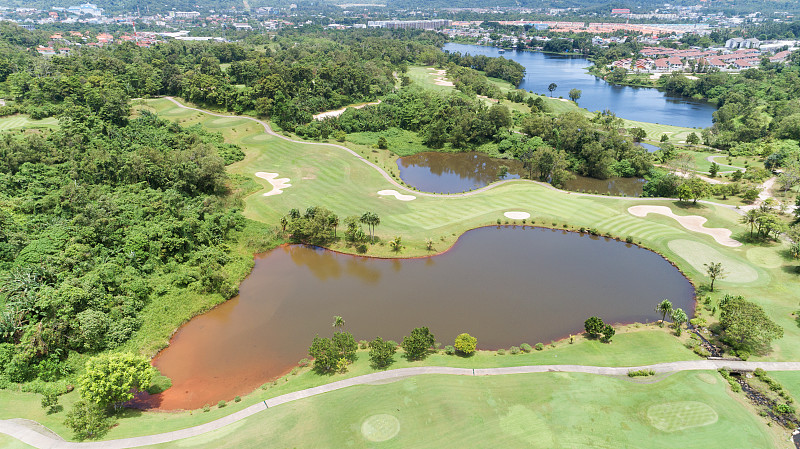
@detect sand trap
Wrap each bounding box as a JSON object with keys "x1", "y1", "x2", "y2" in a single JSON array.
[
  {"x1": 628, "y1": 205, "x2": 741, "y2": 247},
  {"x1": 313, "y1": 100, "x2": 381, "y2": 120},
  {"x1": 377, "y1": 190, "x2": 416, "y2": 201},
  {"x1": 504, "y1": 211, "x2": 530, "y2": 220},
  {"x1": 428, "y1": 68, "x2": 454, "y2": 86},
  {"x1": 255, "y1": 172, "x2": 292, "y2": 196}
]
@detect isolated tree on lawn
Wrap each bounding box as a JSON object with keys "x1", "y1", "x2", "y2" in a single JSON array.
[
  {"x1": 655, "y1": 299, "x2": 673, "y2": 327},
  {"x1": 600, "y1": 324, "x2": 615, "y2": 343},
  {"x1": 548, "y1": 83, "x2": 558, "y2": 97},
  {"x1": 704, "y1": 262, "x2": 726, "y2": 291}
]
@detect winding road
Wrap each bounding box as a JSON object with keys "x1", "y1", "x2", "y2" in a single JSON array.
[{"x1": 4, "y1": 360, "x2": 800, "y2": 448}]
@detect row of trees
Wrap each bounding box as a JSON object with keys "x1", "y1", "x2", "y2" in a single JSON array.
[
  {"x1": 308, "y1": 318, "x2": 478, "y2": 373},
  {"x1": 283, "y1": 207, "x2": 381, "y2": 246}
]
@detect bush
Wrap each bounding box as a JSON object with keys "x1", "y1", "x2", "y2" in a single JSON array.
[
  {"x1": 359, "y1": 340, "x2": 368, "y2": 349},
  {"x1": 218, "y1": 400, "x2": 227, "y2": 408},
  {"x1": 510, "y1": 346, "x2": 521, "y2": 355},
  {"x1": 234, "y1": 396, "x2": 241, "y2": 403},
  {"x1": 202, "y1": 404, "x2": 210, "y2": 412},
  {"x1": 627, "y1": 369, "x2": 655, "y2": 377},
  {"x1": 454, "y1": 333, "x2": 477, "y2": 355},
  {"x1": 520, "y1": 343, "x2": 532, "y2": 353},
  {"x1": 775, "y1": 403, "x2": 795, "y2": 415},
  {"x1": 535, "y1": 343, "x2": 544, "y2": 351},
  {"x1": 625, "y1": 236, "x2": 634, "y2": 244},
  {"x1": 444, "y1": 345, "x2": 455, "y2": 355},
  {"x1": 497, "y1": 349, "x2": 505, "y2": 355},
  {"x1": 298, "y1": 358, "x2": 310, "y2": 367}
]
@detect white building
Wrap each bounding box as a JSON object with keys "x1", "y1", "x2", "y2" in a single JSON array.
[{"x1": 66, "y1": 3, "x2": 103, "y2": 16}]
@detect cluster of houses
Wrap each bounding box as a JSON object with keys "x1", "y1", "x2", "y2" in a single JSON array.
[
  {"x1": 36, "y1": 30, "x2": 162, "y2": 55},
  {"x1": 610, "y1": 46, "x2": 794, "y2": 73}
]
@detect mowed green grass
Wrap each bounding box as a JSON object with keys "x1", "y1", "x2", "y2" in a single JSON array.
[
  {"x1": 0, "y1": 329, "x2": 698, "y2": 441},
  {"x1": 143, "y1": 371, "x2": 774, "y2": 449},
  {"x1": 143, "y1": 97, "x2": 800, "y2": 365},
  {"x1": 0, "y1": 114, "x2": 59, "y2": 131}
]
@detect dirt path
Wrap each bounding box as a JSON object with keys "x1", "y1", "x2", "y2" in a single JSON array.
[{"x1": 4, "y1": 360, "x2": 800, "y2": 449}]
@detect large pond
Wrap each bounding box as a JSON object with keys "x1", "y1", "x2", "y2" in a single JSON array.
[
  {"x1": 443, "y1": 43, "x2": 715, "y2": 128},
  {"x1": 397, "y1": 151, "x2": 645, "y2": 196},
  {"x1": 147, "y1": 227, "x2": 694, "y2": 409}
]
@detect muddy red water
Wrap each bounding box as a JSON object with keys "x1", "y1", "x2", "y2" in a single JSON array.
[{"x1": 145, "y1": 227, "x2": 694, "y2": 410}]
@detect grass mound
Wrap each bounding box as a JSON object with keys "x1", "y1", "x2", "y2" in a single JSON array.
[
  {"x1": 361, "y1": 414, "x2": 400, "y2": 442},
  {"x1": 647, "y1": 401, "x2": 718, "y2": 432}
]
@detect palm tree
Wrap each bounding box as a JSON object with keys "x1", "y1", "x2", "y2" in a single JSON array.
[
  {"x1": 671, "y1": 308, "x2": 688, "y2": 336},
  {"x1": 389, "y1": 236, "x2": 402, "y2": 252},
  {"x1": 360, "y1": 212, "x2": 380, "y2": 242},
  {"x1": 328, "y1": 215, "x2": 339, "y2": 238},
  {"x1": 332, "y1": 315, "x2": 345, "y2": 332},
  {"x1": 704, "y1": 262, "x2": 726, "y2": 291},
  {"x1": 655, "y1": 299, "x2": 673, "y2": 327},
  {"x1": 740, "y1": 209, "x2": 760, "y2": 237}
]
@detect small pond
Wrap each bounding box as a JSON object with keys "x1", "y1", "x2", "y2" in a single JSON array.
[
  {"x1": 397, "y1": 151, "x2": 645, "y2": 196},
  {"x1": 145, "y1": 227, "x2": 694, "y2": 410}
]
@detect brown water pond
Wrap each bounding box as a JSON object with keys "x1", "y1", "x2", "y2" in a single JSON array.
[
  {"x1": 396, "y1": 152, "x2": 645, "y2": 196},
  {"x1": 145, "y1": 227, "x2": 693, "y2": 410}
]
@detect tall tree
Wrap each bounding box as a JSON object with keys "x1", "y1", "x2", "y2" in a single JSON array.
[
  {"x1": 704, "y1": 262, "x2": 727, "y2": 291},
  {"x1": 741, "y1": 209, "x2": 760, "y2": 237},
  {"x1": 568, "y1": 88, "x2": 581, "y2": 103},
  {"x1": 548, "y1": 83, "x2": 558, "y2": 97},
  {"x1": 655, "y1": 299, "x2": 673, "y2": 327},
  {"x1": 332, "y1": 315, "x2": 345, "y2": 331},
  {"x1": 671, "y1": 308, "x2": 688, "y2": 336}
]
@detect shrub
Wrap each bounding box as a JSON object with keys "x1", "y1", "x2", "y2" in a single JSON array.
[
  {"x1": 627, "y1": 369, "x2": 655, "y2": 377},
  {"x1": 520, "y1": 343, "x2": 532, "y2": 353},
  {"x1": 510, "y1": 346, "x2": 521, "y2": 355},
  {"x1": 497, "y1": 349, "x2": 506, "y2": 355},
  {"x1": 444, "y1": 345, "x2": 455, "y2": 355},
  {"x1": 218, "y1": 400, "x2": 227, "y2": 408},
  {"x1": 693, "y1": 346, "x2": 710, "y2": 357},
  {"x1": 202, "y1": 404, "x2": 210, "y2": 412},
  {"x1": 454, "y1": 333, "x2": 477, "y2": 355},
  {"x1": 234, "y1": 396, "x2": 241, "y2": 403},
  {"x1": 535, "y1": 343, "x2": 544, "y2": 351},
  {"x1": 298, "y1": 358, "x2": 310, "y2": 367},
  {"x1": 359, "y1": 340, "x2": 368, "y2": 349},
  {"x1": 775, "y1": 404, "x2": 795, "y2": 415},
  {"x1": 625, "y1": 236, "x2": 634, "y2": 243}
]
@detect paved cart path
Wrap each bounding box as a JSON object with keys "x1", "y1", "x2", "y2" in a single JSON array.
[{"x1": 4, "y1": 360, "x2": 800, "y2": 449}]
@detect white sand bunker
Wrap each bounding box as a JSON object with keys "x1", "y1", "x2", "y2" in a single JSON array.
[
  {"x1": 378, "y1": 190, "x2": 416, "y2": 201},
  {"x1": 504, "y1": 211, "x2": 530, "y2": 220},
  {"x1": 628, "y1": 205, "x2": 741, "y2": 247},
  {"x1": 255, "y1": 172, "x2": 292, "y2": 196},
  {"x1": 428, "y1": 68, "x2": 454, "y2": 86}
]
